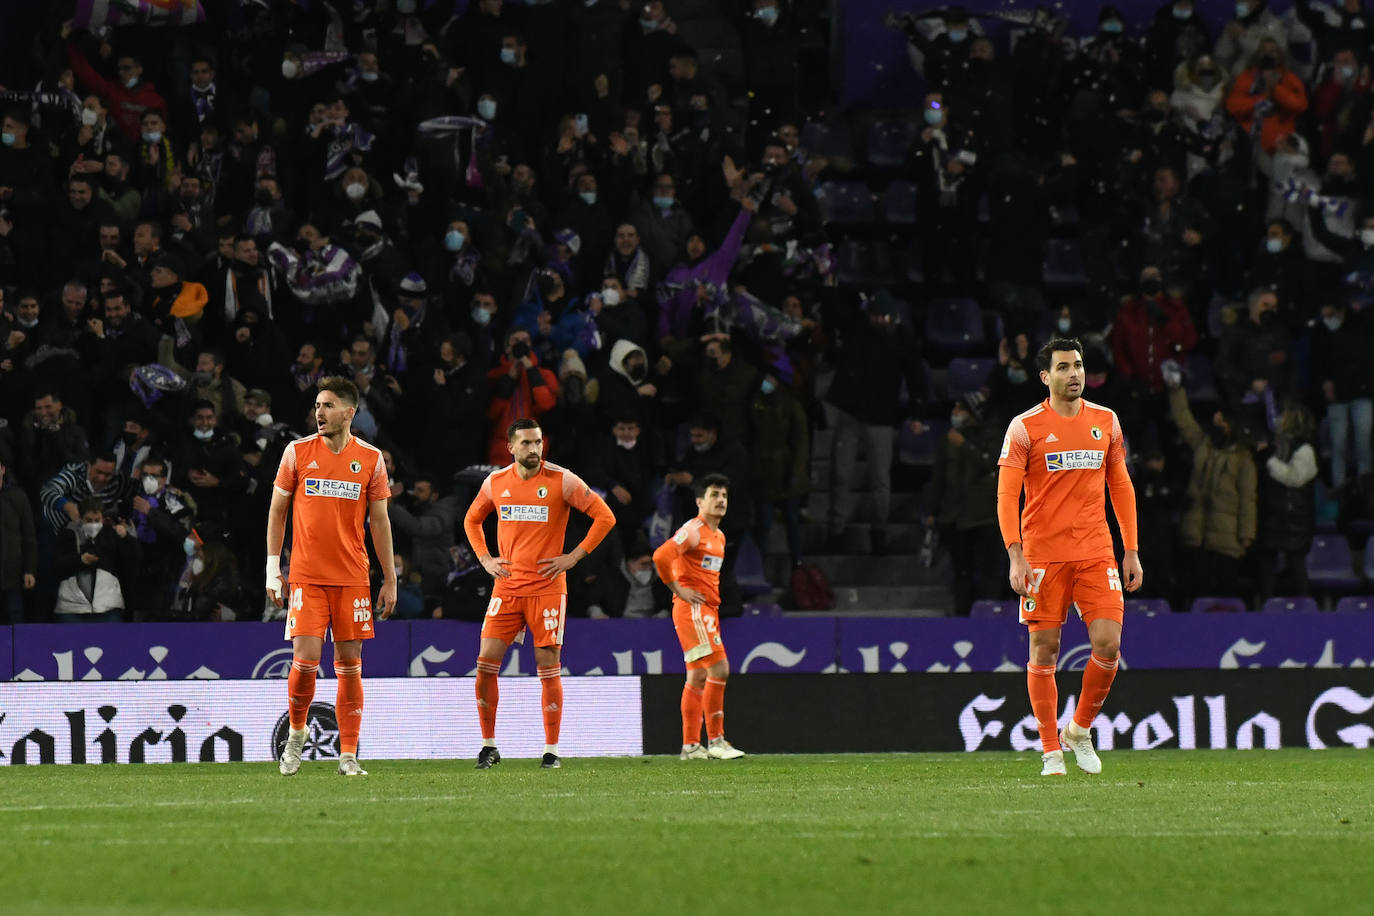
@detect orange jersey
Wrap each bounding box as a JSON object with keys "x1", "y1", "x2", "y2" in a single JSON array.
[
  {"x1": 652, "y1": 516, "x2": 726, "y2": 607},
  {"x1": 464, "y1": 461, "x2": 615, "y2": 598},
  {"x1": 273, "y1": 434, "x2": 390, "y2": 586},
  {"x1": 997, "y1": 399, "x2": 1128, "y2": 563}
]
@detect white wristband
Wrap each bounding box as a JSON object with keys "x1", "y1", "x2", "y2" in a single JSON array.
[{"x1": 267, "y1": 555, "x2": 282, "y2": 580}]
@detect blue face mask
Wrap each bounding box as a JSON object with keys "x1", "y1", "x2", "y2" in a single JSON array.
[
  {"x1": 1235, "y1": 2, "x2": 1250, "y2": 18},
  {"x1": 652, "y1": 195, "x2": 674, "y2": 210},
  {"x1": 0, "y1": 132, "x2": 13, "y2": 147},
  {"x1": 397, "y1": 0, "x2": 417, "y2": 13},
  {"x1": 1265, "y1": 237, "x2": 1283, "y2": 253},
  {"x1": 472, "y1": 306, "x2": 492, "y2": 326},
  {"x1": 1101, "y1": 20, "x2": 1123, "y2": 33},
  {"x1": 1007, "y1": 368, "x2": 1028, "y2": 385},
  {"x1": 1323, "y1": 316, "x2": 1343, "y2": 331},
  {"x1": 1173, "y1": 5, "x2": 1191, "y2": 19},
  {"x1": 946, "y1": 28, "x2": 967, "y2": 43},
  {"x1": 640, "y1": 16, "x2": 657, "y2": 31},
  {"x1": 923, "y1": 108, "x2": 944, "y2": 126},
  {"x1": 445, "y1": 229, "x2": 465, "y2": 252},
  {"x1": 360, "y1": 71, "x2": 379, "y2": 83},
  {"x1": 477, "y1": 99, "x2": 497, "y2": 120},
  {"x1": 760, "y1": 378, "x2": 777, "y2": 395},
  {"x1": 756, "y1": 5, "x2": 778, "y2": 25},
  {"x1": 500, "y1": 47, "x2": 517, "y2": 65},
  {"x1": 143, "y1": 130, "x2": 163, "y2": 144},
  {"x1": 579, "y1": 190, "x2": 597, "y2": 205}
]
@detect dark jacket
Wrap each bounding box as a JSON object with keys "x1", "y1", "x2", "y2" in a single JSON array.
[
  {"x1": 929, "y1": 419, "x2": 1001, "y2": 530},
  {"x1": 17, "y1": 409, "x2": 90, "y2": 491},
  {"x1": 1309, "y1": 309, "x2": 1374, "y2": 403},
  {"x1": 1215, "y1": 314, "x2": 1292, "y2": 408},
  {"x1": 748, "y1": 384, "x2": 810, "y2": 502},
  {"x1": 53, "y1": 522, "x2": 141, "y2": 614},
  {"x1": 1170, "y1": 387, "x2": 1258, "y2": 559},
  {"x1": 388, "y1": 494, "x2": 460, "y2": 599},
  {"x1": 0, "y1": 484, "x2": 37, "y2": 589},
  {"x1": 824, "y1": 309, "x2": 926, "y2": 427},
  {"x1": 1261, "y1": 439, "x2": 1317, "y2": 553}
]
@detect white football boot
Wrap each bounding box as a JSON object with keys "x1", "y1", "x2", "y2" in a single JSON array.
[
  {"x1": 337, "y1": 753, "x2": 369, "y2": 776},
  {"x1": 279, "y1": 728, "x2": 306, "y2": 776},
  {"x1": 707, "y1": 737, "x2": 745, "y2": 760},
  {"x1": 1040, "y1": 749, "x2": 1067, "y2": 777},
  {"x1": 1060, "y1": 722, "x2": 1102, "y2": 775}
]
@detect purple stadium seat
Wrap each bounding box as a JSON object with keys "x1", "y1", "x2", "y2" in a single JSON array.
[
  {"x1": 744, "y1": 601, "x2": 783, "y2": 617},
  {"x1": 734, "y1": 537, "x2": 772, "y2": 597},
  {"x1": 801, "y1": 119, "x2": 854, "y2": 159},
  {"x1": 1307, "y1": 534, "x2": 1364, "y2": 592},
  {"x1": 1190, "y1": 596, "x2": 1247, "y2": 613},
  {"x1": 816, "y1": 181, "x2": 875, "y2": 227},
  {"x1": 899, "y1": 418, "x2": 947, "y2": 467},
  {"x1": 946, "y1": 357, "x2": 995, "y2": 398},
  {"x1": 1261, "y1": 596, "x2": 1320, "y2": 614},
  {"x1": 1335, "y1": 596, "x2": 1374, "y2": 613},
  {"x1": 1124, "y1": 598, "x2": 1171, "y2": 615},
  {"x1": 1184, "y1": 352, "x2": 1219, "y2": 404},
  {"x1": 866, "y1": 120, "x2": 917, "y2": 171},
  {"x1": 925, "y1": 298, "x2": 985, "y2": 354},
  {"x1": 969, "y1": 600, "x2": 1016, "y2": 618},
  {"x1": 883, "y1": 180, "x2": 918, "y2": 228},
  {"x1": 1042, "y1": 238, "x2": 1087, "y2": 287},
  {"x1": 902, "y1": 238, "x2": 925, "y2": 284}
]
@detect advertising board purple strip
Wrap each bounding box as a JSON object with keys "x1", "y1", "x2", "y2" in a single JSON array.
[{"x1": 7, "y1": 612, "x2": 1374, "y2": 680}]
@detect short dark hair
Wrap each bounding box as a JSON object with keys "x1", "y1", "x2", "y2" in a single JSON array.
[
  {"x1": 191, "y1": 399, "x2": 216, "y2": 415},
  {"x1": 317, "y1": 376, "x2": 360, "y2": 407},
  {"x1": 91, "y1": 449, "x2": 117, "y2": 465},
  {"x1": 140, "y1": 453, "x2": 167, "y2": 473},
  {"x1": 507, "y1": 417, "x2": 540, "y2": 442},
  {"x1": 695, "y1": 473, "x2": 730, "y2": 498},
  {"x1": 68, "y1": 175, "x2": 96, "y2": 192},
  {"x1": 77, "y1": 496, "x2": 104, "y2": 517},
  {"x1": 135, "y1": 220, "x2": 163, "y2": 242},
  {"x1": 688, "y1": 411, "x2": 720, "y2": 433},
  {"x1": 1036, "y1": 337, "x2": 1084, "y2": 373}
]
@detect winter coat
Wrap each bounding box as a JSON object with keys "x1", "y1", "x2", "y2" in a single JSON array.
[
  {"x1": 1225, "y1": 67, "x2": 1307, "y2": 154},
  {"x1": 629, "y1": 194, "x2": 695, "y2": 275},
  {"x1": 0, "y1": 485, "x2": 37, "y2": 589},
  {"x1": 595, "y1": 339, "x2": 660, "y2": 430},
  {"x1": 17, "y1": 408, "x2": 90, "y2": 490},
  {"x1": 388, "y1": 495, "x2": 460, "y2": 598},
  {"x1": 929, "y1": 419, "x2": 1001, "y2": 531},
  {"x1": 1111, "y1": 295, "x2": 1198, "y2": 394},
  {"x1": 1261, "y1": 440, "x2": 1317, "y2": 553},
  {"x1": 1215, "y1": 315, "x2": 1292, "y2": 407},
  {"x1": 485, "y1": 353, "x2": 559, "y2": 465},
  {"x1": 823, "y1": 308, "x2": 926, "y2": 427},
  {"x1": 658, "y1": 205, "x2": 751, "y2": 340},
  {"x1": 698, "y1": 355, "x2": 760, "y2": 447},
  {"x1": 1170, "y1": 387, "x2": 1258, "y2": 558},
  {"x1": 1309, "y1": 308, "x2": 1374, "y2": 403},
  {"x1": 53, "y1": 523, "x2": 141, "y2": 615},
  {"x1": 747, "y1": 384, "x2": 810, "y2": 502}
]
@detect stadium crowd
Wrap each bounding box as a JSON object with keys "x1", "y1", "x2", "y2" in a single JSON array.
[{"x1": 0, "y1": 0, "x2": 1370, "y2": 625}]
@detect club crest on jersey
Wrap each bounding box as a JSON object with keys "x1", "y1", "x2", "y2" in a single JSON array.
[
  {"x1": 537, "y1": 486, "x2": 548, "y2": 498},
  {"x1": 1044, "y1": 450, "x2": 1105, "y2": 472},
  {"x1": 304, "y1": 478, "x2": 363, "y2": 499},
  {"x1": 500, "y1": 504, "x2": 550, "y2": 522},
  {"x1": 1090, "y1": 426, "x2": 1103, "y2": 440},
  {"x1": 350, "y1": 459, "x2": 362, "y2": 473}
]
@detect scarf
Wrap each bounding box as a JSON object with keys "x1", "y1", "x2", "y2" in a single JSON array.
[
  {"x1": 143, "y1": 136, "x2": 177, "y2": 192},
  {"x1": 1276, "y1": 176, "x2": 1352, "y2": 219},
  {"x1": 191, "y1": 83, "x2": 216, "y2": 121},
  {"x1": 449, "y1": 249, "x2": 480, "y2": 286},
  {"x1": 323, "y1": 121, "x2": 375, "y2": 180}
]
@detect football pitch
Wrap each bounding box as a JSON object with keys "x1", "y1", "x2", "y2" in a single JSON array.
[{"x1": 3, "y1": 750, "x2": 1372, "y2": 915}]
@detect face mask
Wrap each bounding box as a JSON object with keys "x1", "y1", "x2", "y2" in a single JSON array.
[
  {"x1": 1007, "y1": 369, "x2": 1028, "y2": 385},
  {"x1": 16, "y1": 315, "x2": 38, "y2": 328},
  {"x1": 472, "y1": 306, "x2": 492, "y2": 326},
  {"x1": 1101, "y1": 20, "x2": 1123, "y2": 33},
  {"x1": 616, "y1": 437, "x2": 637, "y2": 450},
  {"x1": 142, "y1": 475, "x2": 161, "y2": 495},
  {"x1": 0, "y1": 133, "x2": 14, "y2": 147},
  {"x1": 1258, "y1": 55, "x2": 1278, "y2": 71},
  {"x1": 923, "y1": 108, "x2": 943, "y2": 126},
  {"x1": 1141, "y1": 109, "x2": 1166, "y2": 124},
  {"x1": 760, "y1": 378, "x2": 777, "y2": 395},
  {"x1": 1259, "y1": 311, "x2": 1277, "y2": 328},
  {"x1": 361, "y1": 71, "x2": 379, "y2": 83},
  {"x1": 397, "y1": 0, "x2": 417, "y2": 13},
  {"x1": 640, "y1": 16, "x2": 658, "y2": 30},
  {"x1": 1360, "y1": 228, "x2": 1374, "y2": 247},
  {"x1": 756, "y1": 5, "x2": 778, "y2": 25},
  {"x1": 600, "y1": 287, "x2": 621, "y2": 307},
  {"x1": 191, "y1": 558, "x2": 205, "y2": 575},
  {"x1": 1323, "y1": 316, "x2": 1344, "y2": 331},
  {"x1": 478, "y1": 99, "x2": 497, "y2": 120},
  {"x1": 692, "y1": 441, "x2": 712, "y2": 453},
  {"x1": 500, "y1": 47, "x2": 517, "y2": 65},
  {"x1": 946, "y1": 28, "x2": 966, "y2": 42},
  {"x1": 579, "y1": 190, "x2": 597, "y2": 205},
  {"x1": 142, "y1": 130, "x2": 163, "y2": 144},
  {"x1": 1208, "y1": 425, "x2": 1229, "y2": 448},
  {"x1": 653, "y1": 195, "x2": 674, "y2": 210},
  {"x1": 1173, "y1": 5, "x2": 1191, "y2": 19},
  {"x1": 1198, "y1": 73, "x2": 1220, "y2": 91},
  {"x1": 183, "y1": 536, "x2": 197, "y2": 556},
  {"x1": 1057, "y1": 318, "x2": 1072, "y2": 333},
  {"x1": 81, "y1": 108, "x2": 99, "y2": 127},
  {"x1": 82, "y1": 522, "x2": 103, "y2": 539},
  {"x1": 445, "y1": 229, "x2": 466, "y2": 252},
  {"x1": 1339, "y1": 65, "x2": 1357, "y2": 82},
  {"x1": 282, "y1": 60, "x2": 299, "y2": 79},
  {"x1": 950, "y1": 413, "x2": 968, "y2": 429},
  {"x1": 193, "y1": 427, "x2": 215, "y2": 441},
  {"x1": 632, "y1": 568, "x2": 654, "y2": 585},
  {"x1": 627, "y1": 363, "x2": 646, "y2": 383},
  {"x1": 1235, "y1": 2, "x2": 1250, "y2": 18},
  {"x1": 345, "y1": 182, "x2": 367, "y2": 201},
  {"x1": 125, "y1": 76, "x2": 139, "y2": 89},
  {"x1": 1140, "y1": 278, "x2": 1163, "y2": 297},
  {"x1": 192, "y1": 370, "x2": 215, "y2": 384},
  {"x1": 1265, "y1": 237, "x2": 1283, "y2": 253},
  {"x1": 121, "y1": 430, "x2": 139, "y2": 446}
]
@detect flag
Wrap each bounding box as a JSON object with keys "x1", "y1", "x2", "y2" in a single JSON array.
[{"x1": 73, "y1": 0, "x2": 205, "y2": 30}]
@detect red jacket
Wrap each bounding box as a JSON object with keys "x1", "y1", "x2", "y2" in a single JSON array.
[
  {"x1": 67, "y1": 43, "x2": 168, "y2": 143},
  {"x1": 1226, "y1": 68, "x2": 1307, "y2": 153},
  {"x1": 486, "y1": 355, "x2": 559, "y2": 465},
  {"x1": 1111, "y1": 295, "x2": 1198, "y2": 393}
]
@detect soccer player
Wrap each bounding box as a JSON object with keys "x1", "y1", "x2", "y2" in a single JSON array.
[
  {"x1": 266, "y1": 377, "x2": 396, "y2": 777},
  {"x1": 996, "y1": 338, "x2": 1142, "y2": 777},
  {"x1": 652, "y1": 473, "x2": 745, "y2": 761},
  {"x1": 463, "y1": 419, "x2": 616, "y2": 769}
]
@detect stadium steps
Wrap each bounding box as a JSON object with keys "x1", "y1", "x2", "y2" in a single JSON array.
[
  {"x1": 764, "y1": 521, "x2": 921, "y2": 556},
  {"x1": 765, "y1": 553, "x2": 929, "y2": 586}
]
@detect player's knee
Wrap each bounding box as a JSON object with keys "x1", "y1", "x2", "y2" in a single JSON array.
[
  {"x1": 1092, "y1": 635, "x2": 1120, "y2": 659},
  {"x1": 1029, "y1": 639, "x2": 1060, "y2": 666},
  {"x1": 685, "y1": 669, "x2": 707, "y2": 689}
]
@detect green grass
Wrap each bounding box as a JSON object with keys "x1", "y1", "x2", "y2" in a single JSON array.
[{"x1": 3, "y1": 751, "x2": 1373, "y2": 915}]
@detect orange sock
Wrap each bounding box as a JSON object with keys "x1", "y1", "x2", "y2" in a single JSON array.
[
  {"x1": 538, "y1": 665, "x2": 563, "y2": 746},
  {"x1": 703, "y1": 677, "x2": 726, "y2": 741},
  {"x1": 475, "y1": 655, "x2": 501, "y2": 740},
  {"x1": 333, "y1": 658, "x2": 363, "y2": 756},
  {"x1": 681, "y1": 683, "x2": 704, "y2": 745},
  {"x1": 1073, "y1": 653, "x2": 1119, "y2": 729},
  {"x1": 1027, "y1": 663, "x2": 1060, "y2": 752},
  {"x1": 287, "y1": 656, "x2": 318, "y2": 730}
]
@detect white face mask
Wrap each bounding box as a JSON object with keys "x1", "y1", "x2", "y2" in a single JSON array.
[
  {"x1": 616, "y1": 437, "x2": 637, "y2": 450},
  {"x1": 193, "y1": 427, "x2": 215, "y2": 441},
  {"x1": 191, "y1": 558, "x2": 205, "y2": 575},
  {"x1": 142, "y1": 475, "x2": 161, "y2": 495},
  {"x1": 632, "y1": 568, "x2": 654, "y2": 585},
  {"x1": 600, "y1": 287, "x2": 621, "y2": 307},
  {"x1": 281, "y1": 59, "x2": 299, "y2": 79},
  {"x1": 1323, "y1": 315, "x2": 1344, "y2": 331},
  {"x1": 183, "y1": 536, "x2": 197, "y2": 557},
  {"x1": 345, "y1": 182, "x2": 367, "y2": 201},
  {"x1": 82, "y1": 522, "x2": 103, "y2": 539},
  {"x1": 81, "y1": 108, "x2": 100, "y2": 127},
  {"x1": 1361, "y1": 229, "x2": 1374, "y2": 247}
]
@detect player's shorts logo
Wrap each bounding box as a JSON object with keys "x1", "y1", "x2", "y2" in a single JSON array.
[
  {"x1": 349, "y1": 459, "x2": 362, "y2": 473},
  {"x1": 1023, "y1": 597, "x2": 1036, "y2": 612},
  {"x1": 542, "y1": 607, "x2": 560, "y2": 630},
  {"x1": 1090, "y1": 426, "x2": 1103, "y2": 440},
  {"x1": 352, "y1": 596, "x2": 372, "y2": 622},
  {"x1": 537, "y1": 486, "x2": 548, "y2": 498}
]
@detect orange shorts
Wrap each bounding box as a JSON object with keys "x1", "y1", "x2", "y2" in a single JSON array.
[
  {"x1": 671, "y1": 597, "x2": 727, "y2": 669},
  {"x1": 284, "y1": 583, "x2": 376, "y2": 641},
  {"x1": 1018, "y1": 557, "x2": 1125, "y2": 632},
  {"x1": 482, "y1": 593, "x2": 566, "y2": 648}
]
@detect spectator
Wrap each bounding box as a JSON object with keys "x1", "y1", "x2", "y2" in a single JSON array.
[
  {"x1": 747, "y1": 362, "x2": 809, "y2": 569},
  {"x1": 1215, "y1": 288, "x2": 1292, "y2": 425},
  {"x1": 658, "y1": 199, "x2": 754, "y2": 346},
  {"x1": 1111, "y1": 265, "x2": 1199, "y2": 395},
  {"x1": 1134, "y1": 448, "x2": 1186, "y2": 610},
  {"x1": 19, "y1": 390, "x2": 91, "y2": 492},
  {"x1": 581, "y1": 531, "x2": 671, "y2": 619},
  {"x1": 126, "y1": 453, "x2": 196, "y2": 620},
  {"x1": 0, "y1": 457, "x2": 38, "y2": 623},
  {"x1": 583, "y1": 412, "x2": 657, "y2": 538},
  {"x1": 1146, "y1": 2, "x2": 1212, "y2": 93},
  {"x1": 111, "y1": 412, "x2": 157, "y2": 480},
  {"x1": 629, "y1": 172, "x2": 694, "y2": 276},
  {"x1": 910, "y1": 92, "x2": 981, "y2": 291},
  {"x1": 1256, "y1": 401, "x2": 1317, "y2": 603},
  {"x1": 169, "y1": 526, "x2": 251, "y2": 621},
  {"x1": 420, "y1": 332, "x2": 487, "y2": 473},
  {"x1": 181, "y1": 348, "x2": 247, "y2": 425},
  {"x1": 1225, "y1": 40, "x2": 1307, "y2": 154},
  {"x1": 388, "y1": 475, "x2": 459, "y2": 602},
  {"x1": 1309, "y1": 300, "x2": 1373, "y2": 491},
  {"x1": 173, "y1": 400, "x2": 249, "y2": 528},
  {"x1": 605, "y1": 222, "x2": 651, "y2": 302},
  {"x1": 66, "y1": 42, "x2": 168, "y2": 143},
  {"x1": 697, "y1": 335, "x2": 758, "y2": 448},
  {"x1": 484, "y1": 327, "x2": 558, "y2": 465},
  {"x1": 1215, "y1": 2, "x2": 1291, "y2": 78},
  {"x1": 52, "y1": 496, "x2": 141, "y2": 623},
  {"x1": 341, "y1": 335, "x2": 398, "y2": 441},
  {"x1": 594, "y1": 338, "x2": 662, "y2": 433}
]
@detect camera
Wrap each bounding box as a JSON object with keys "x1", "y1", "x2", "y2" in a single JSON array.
[{"x1": 511, "y1": 340, "x2": 531, "y2": 360}]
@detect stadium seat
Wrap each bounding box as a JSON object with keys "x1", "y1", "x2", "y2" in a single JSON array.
[
  {"x1": 1261, "y1": 596, "x2": 1319, "y2": 614},
  {"x1": 1184, "y1": 352, "x2": 1220, "y2": 404},
  {"x1": 925, "y1": 298, "x2": 984, "y2": 354},
  {"x1": 1334, "y1": 596, "x2": 1374, "y2": 613},
  {"x1": 945, "y1": 357, "x2": 995, "y2": 398},
  {"x1": 816, "y1": 181, "x2": 875, "y2": 228},
  {"x1": 835, "y1": 241, "x2": 897, "y2": 288},
  {"x1": 1050, "y1": 202, "x2": 1079, "y2": 228},
  {"x1": 865, "y1": 120, "x2": 916, "y2": 171},
  {"x1": 902, "y1": 238, "x2": 925, "y2": 284},
  {"x1": 1365, "y1": 537, "x2": 1374, "y2": 580},
  {"x1": 1307, "y1": 534, "x2": 1364, "y2": 592},
  {"x1": 883, "y1": 180, "x2": 918, "y2": 228},
  {"x1": 1042, "y1": 238, "x2": 1087, "y2": 286},
  {"x1": 899, "y1": 418, "x2": 946, "y2": 467},
  {"x1": 734, "y1": 537, "x2": 773, "y2": 596},
  {"x1": 969, "y1": 600, "x2": 1016, "y2": 618},
  {"x1": 744, "y1": 601, "x2": 783, "y2": 617},
  {"x1": 801, "y1": 118, "x2": 854, "y2": 160},
  {"x1": 1190, "y1": 596, "x2": 1247, "y2": 613},
  {"x1": 1124, "y1": 598, "x2": 1171, "y2": 615}
]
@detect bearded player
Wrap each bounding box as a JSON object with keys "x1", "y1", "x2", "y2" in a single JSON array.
[
  {"x1": 996, "y1": 338, "x2": 1142, "y2": 777},
  {"x1": 267, "y1": 376, "x2": 396, "y2": 777},
  {"x1": 652, "y1": 473, "x2": 745, "y2": 760},
  {"x1": 463, "y1": 419, "x2": 616, "y2": 769}
]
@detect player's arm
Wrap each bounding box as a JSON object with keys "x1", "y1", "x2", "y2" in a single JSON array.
[
  {"x1": 463, "y1": 480, "x2": 509, "y2": 578},
  {"x1": 265, "y1": 444, "x2": 297, "y2": 607},
  {"x1": 652, "y1": 526, "x2": 707, "y2": 604},
  {"x1": 997, "y1": 465, "x2": 1032, "y2": 597},
  {"x1": 539, "y1": 471, "x2": 617, "y2": 579},
  {"x1": 368, "y1": 498, "x2": 399, "y2": 618},
  {"x1": 1106, "y1": 460, "x2": 1143, "y2": 591}
]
